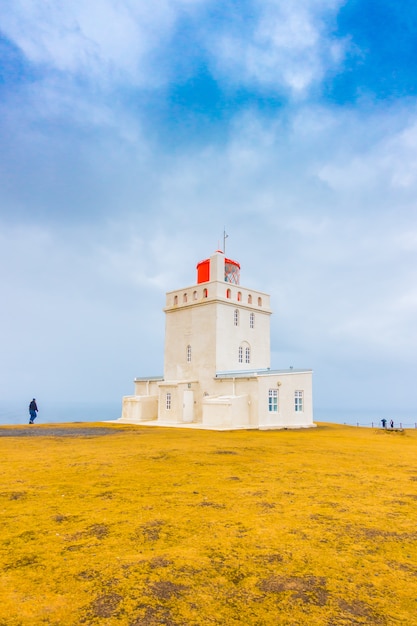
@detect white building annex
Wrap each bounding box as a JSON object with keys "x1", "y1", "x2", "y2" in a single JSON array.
[{"x1": 118, "y1": 250, "x2": 314, "y2": 430}]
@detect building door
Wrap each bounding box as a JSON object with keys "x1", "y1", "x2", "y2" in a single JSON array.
[{"x1": 182, "y1": 390, "x2": 194, "y2": 423}]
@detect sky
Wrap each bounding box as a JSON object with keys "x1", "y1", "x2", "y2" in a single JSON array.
[{"x1": 1, "y1": 0, "x2": 417, "y2": 423}]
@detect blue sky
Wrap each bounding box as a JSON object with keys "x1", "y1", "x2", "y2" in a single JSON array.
[{"x1": 1, "y1": 0, "x2": 417, "y2": 423}]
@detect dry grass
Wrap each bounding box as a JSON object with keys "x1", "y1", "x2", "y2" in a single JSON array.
[{"x1": 0, "y1": 421, "x2": 416, "y2": 625}]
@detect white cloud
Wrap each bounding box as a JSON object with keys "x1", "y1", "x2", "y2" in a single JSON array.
[
  {"x1": 208, "y1": 0, "x2": 347, "y2": 95},
  {"x1": 0, "y1": 0, "x2": 206, "y2": 86},
  {"x1": 318, "y1": 111, "x2": 417, "y2": 193},
  {"x1": 2, "y1": 0, "x2": 348, "y2": 96}
]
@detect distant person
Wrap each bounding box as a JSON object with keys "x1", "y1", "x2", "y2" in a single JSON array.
[
  {"x1": 390, "y1": 419, "x2": 394, "y2": 429},
  {"x1": 381, "y1": 418, "x2": 387, "y2": 429},
  {"x1": 29, "y1": 399, "x2": 38, "y2": 424}
]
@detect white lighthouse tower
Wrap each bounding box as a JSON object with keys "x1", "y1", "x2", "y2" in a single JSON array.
[{"x1": 119, "y1": 249, "x2": 314, "y2": 429}]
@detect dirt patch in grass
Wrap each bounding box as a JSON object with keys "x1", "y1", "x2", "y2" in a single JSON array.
[
  {"x1": 85, "y1": 592, "x2": 123, "y2": 619},
  {"x1": 130, "y1": 605, "x2": 181, "y2": 626},
  {"x1": 138, "y1": 519, "x2": 166, "y2": 541},
  {"x1": 198, "y1": 500, "x2": 225, "y2": 509},
  {"x1": 257, "y1": 501, "x2": 276, "y2": 510},
  {"x1": 68, "y1": 523, "x2": 110, "y2": 541},
  {"x1": 212, "y1": 449, "x2": 238, "y2": 455},
  {"x1": 258, "y1": 575, "x2": 328, "y2": 606},
  {"x1": 76, "y1": 569, "x2": 100, "y2": 581},
  {"x1": 147, "y1": 580, "x2": 188, "y2": 600},
  {"x1": 256, "y1": 553, "x2": 284, "y2": 564},
  {"x1": 4, "y1": 555, "x2": 41, "y2": 571},
  {"x1": 0, "y1": 426, "x2": 129, "y2": 438},
  {"x1": 337, "y1": 598, "x2": 386, "y2": 624},
  {"x1": 149, "y1": 556, "x2": 171, "y2": 569},
  {"x1": 0, "y1": 490, "x2": 27, "y2": 500}
]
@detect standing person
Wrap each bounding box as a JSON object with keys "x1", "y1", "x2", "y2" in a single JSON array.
[
  {"x1": 390, "y1": 419, "x2": 394, "y2": 429},
  {"x1": 381, "y1": 418, "x2": 387, "y2": 428},
  {"x1": 29, "y1": 399, "x2": 38, "y2": 424}
]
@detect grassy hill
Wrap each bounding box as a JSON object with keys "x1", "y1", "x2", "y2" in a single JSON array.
[{"x1": 0, "y1": 422, "x2": 416, "y2": 625}]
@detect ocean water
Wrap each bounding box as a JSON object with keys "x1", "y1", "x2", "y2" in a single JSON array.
[
  {"x1": 1, "y1": 401, "x2": 417, "y2": 429},
  {"x1": 0, "y1": 401, "x2": 122, "y2": 426},
  {"x1": 315, "y1": 408, "x2": 417, "y2": 429}
]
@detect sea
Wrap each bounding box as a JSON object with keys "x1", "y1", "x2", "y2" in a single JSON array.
[
  {"x1": 0, "y1": 401, "x2": 416, "y2": 429},
  {"x1": 0, "y1": 400, "x2": 122, "y2": 426}
]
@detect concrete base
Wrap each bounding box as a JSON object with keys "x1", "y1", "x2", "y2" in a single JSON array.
[{"x1": 107, "y1": 418, "x2": 316, "y2": 431}]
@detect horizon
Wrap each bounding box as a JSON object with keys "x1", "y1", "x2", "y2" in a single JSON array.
[{"x1": 1, "y1": 398, "x2": 417, "y2": 429}]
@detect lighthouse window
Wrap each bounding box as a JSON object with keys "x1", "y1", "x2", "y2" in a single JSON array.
[
  {"x1": 234, "y1": 309, "x2": 239, "y2": 326},
  {"x1": 187, "y1": 345, "x2": 192, "y2": 363},
  {"x1": 295, "y1": 390, "x2": 304, "y2": 412},
  {"x1": 225, "y1": 262, "x2": 240, "y2": 284},
  {"x1": 250, "y1": 313, "x2": 254, "y2": 329},
  {"x1": 268, "y1": 389, "x2": 278, "y2": 412},
  {"x1": 245, "y1": 347, "x2": 250, "y2": 364},
  {"x1": 237, "y1": 291, "x2": 242, "y2": 302},
  {"x1": 248, "y1": 294, "x2": 252, "y2": 304},
  {"x1": 183, "y1": 293, "x2": 188, "y2": 303},
  {"x1": 238, "y1": 346, "x2": 243, "y2": 363},
  {"x1": 166, "y1": 393, "x2": 172, "y2": 410},
  {"x1": 258, "y1": 297, "x2": 262, "y2": 306},
  {"x1": 226, "y1": 288, "x2": 232, "y2": 299},
  {"x1": 174, "y1": 295, "x2": 178, "y2": 305},
  {"x1": 203, "y1": 288, "x2": 208, "y2": 298}
]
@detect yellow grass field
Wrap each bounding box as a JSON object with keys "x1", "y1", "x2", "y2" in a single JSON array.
[{"x1": 0, "y1": 422, "x2": 416, "y2": 625}]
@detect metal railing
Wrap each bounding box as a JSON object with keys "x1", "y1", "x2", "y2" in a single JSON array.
[{"x1": 352, "y1": 422, "x2": 417, "y2": 429}]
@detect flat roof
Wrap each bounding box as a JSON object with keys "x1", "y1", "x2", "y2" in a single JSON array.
[{"x1": 215, "y1": 368, "x2": 312, "y2": 379}]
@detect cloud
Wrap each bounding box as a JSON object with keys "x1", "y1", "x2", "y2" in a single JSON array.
[
  {"x1": 318, "y1": 116, "x2": 417, "y2": 194},
  {"x1": 207, "y1": 0, "x2": 347, "y2": 96},
  {"x1": 1, "y1": 0, "x2": 349, "y2": 98},
  {"x1": 0, "y1": 0, "x2": 207, "y2": 86}
]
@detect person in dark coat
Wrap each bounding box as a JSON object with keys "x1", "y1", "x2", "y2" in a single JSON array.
[{"x1": 29, "y1": 399, "x2": 38, "y2": 424}]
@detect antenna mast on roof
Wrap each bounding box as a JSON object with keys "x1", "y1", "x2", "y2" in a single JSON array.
[{"x1": 223, "y1": 228, "x2": 228, "y2": 255}]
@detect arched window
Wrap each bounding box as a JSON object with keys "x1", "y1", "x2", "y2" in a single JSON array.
[
  {"x1": 187, "y1": 345, "x2": 192, "y2": 363},
  {"x1": 203, "y1": 288, "x2": 208, "y2": 298},
  {"x1": 248, "y1": 294, "x2": 252, "y2": 304},
  {"x1": 193, "y1": 290, "x2": 198, "y2": 301},
  {"x1": 239, "y1": 342, "x2": 250, "y2": 364},
  {"x1": 250, "y1": 312, "x2": 254, "y2": 329},
  {"x1": 183, "y1": 293, "x2": 188, "y2": 303},
  {"x1": 234, "y1": 309, "x2": 239, "y2": 326},
  {"x1": 258, "y1": 297, "x2": 262, "y2": 306},
  {"x1": 226, "y1": 288, "x2": 231, "y2": 299},
  {"x1": 237, "y1": 291, "x2": 242, "y2": 302},
  {"x1": 174, "y1": 295, "x2": 178, "y2": 305}
]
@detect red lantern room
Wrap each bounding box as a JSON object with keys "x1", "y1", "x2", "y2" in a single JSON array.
[{"x1": 196, "y1": 252, "x2": 240, "y2": 285}]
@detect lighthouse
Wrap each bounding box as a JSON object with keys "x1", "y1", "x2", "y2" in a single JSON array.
[{"x1": 119, "y1": 250, "x2": 314, "y2": 429}]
